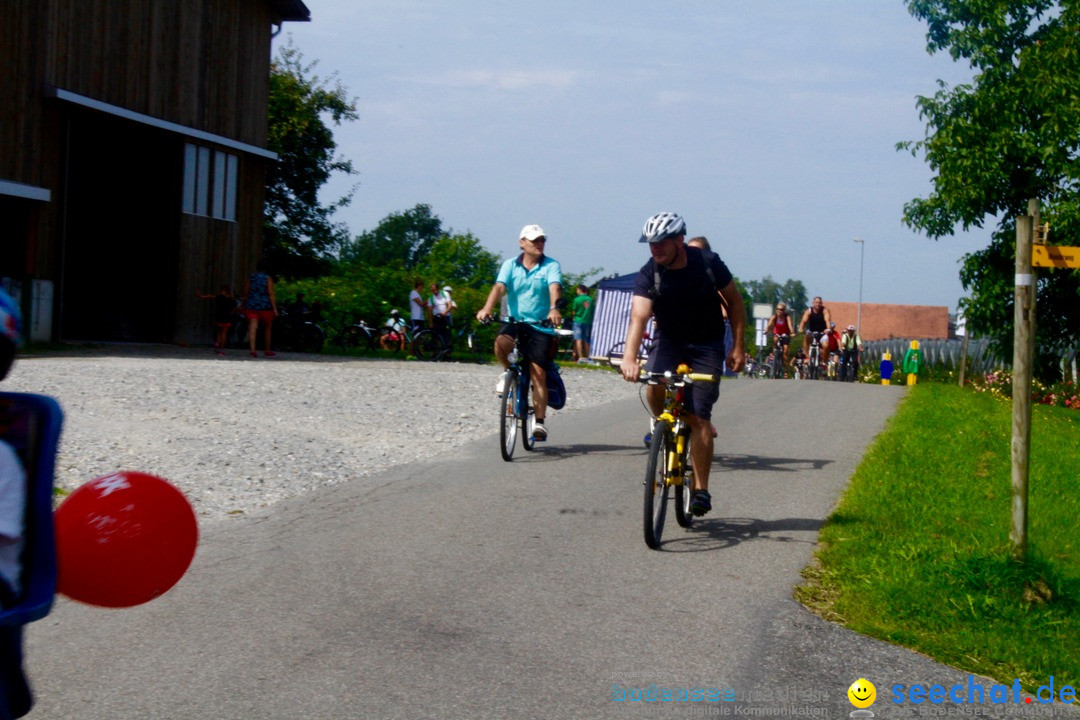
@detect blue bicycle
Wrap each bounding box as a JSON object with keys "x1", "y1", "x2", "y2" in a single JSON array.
[{"x1": 493, "y1": 317, "x2": 571, "y2": 462}]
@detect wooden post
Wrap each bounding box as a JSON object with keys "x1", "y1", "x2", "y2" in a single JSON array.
[
  {"x1": 1010, "y1": 203, "x2": 1036, "y2": 560},
  {"x1": 958, "y1": 329, "x2": 969, "y2": 386}
]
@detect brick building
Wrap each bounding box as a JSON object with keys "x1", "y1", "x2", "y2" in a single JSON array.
[{"x1": 824, "y1": 301, "x2": 950, "y2": 341}]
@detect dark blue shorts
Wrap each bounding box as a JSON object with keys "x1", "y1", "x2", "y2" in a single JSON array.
[{"x1": 644, "y1": 338, "x2": 724, "y2": 420}]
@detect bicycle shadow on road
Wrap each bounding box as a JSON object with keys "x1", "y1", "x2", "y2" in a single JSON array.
[
  {"x1": 713, "y1": 454, "x2": 833, "y2": 474},
  {"x1": 509, "y1": 443, "x2": 645, "y2": 462},
  {"x1": 654, "y1": 516, "x2": 825, "y2": 553}
]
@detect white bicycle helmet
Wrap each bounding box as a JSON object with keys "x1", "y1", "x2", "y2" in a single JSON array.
[{"x1": 640, "y1": 212, "x2": 687, "y2": 243}]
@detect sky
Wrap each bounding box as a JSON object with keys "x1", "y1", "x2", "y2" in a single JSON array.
[{"x1": 273, "y1": 1, "x2": 990, "y2": 313}]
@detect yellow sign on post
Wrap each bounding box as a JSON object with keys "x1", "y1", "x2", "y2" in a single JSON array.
[{"x1": 1032, "y1": 245, "x2": 1080, "y2": 268}]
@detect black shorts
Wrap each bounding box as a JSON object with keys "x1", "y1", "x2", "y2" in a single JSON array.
[
  {"x1": 644, "y1": 338, "x2": 724, "y2": 420},
  {"x1": 499, "y1": 323, "x2": 555, "y2": 366}
]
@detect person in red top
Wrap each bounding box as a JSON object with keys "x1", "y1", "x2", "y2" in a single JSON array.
[
  {"x1": 765, "y1": 302, "x2": 795, "y2": 371},
  {"x1": 824, "y1": 322, "x2": 842, "y2": 375}
]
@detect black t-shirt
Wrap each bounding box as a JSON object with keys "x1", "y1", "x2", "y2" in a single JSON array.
[{"x1": 632, "y1": 246, "x2": 733, "y2": 344}]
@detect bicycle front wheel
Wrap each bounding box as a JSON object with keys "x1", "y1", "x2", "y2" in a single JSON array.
[
  {"x1": 644, "y1": 420, "x2": 673, "y2": 549},
  {"x1": 674, "y1": 430, "x2": 694, "y2": 529},
  {"x1": 499, "y1": 371, "x2": 518, "y2": 461},
  {"x1": 521, "y1": 375, "x2": 536, "y2": 452}
]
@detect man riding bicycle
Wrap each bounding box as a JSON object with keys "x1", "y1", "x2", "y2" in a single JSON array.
[
  {"x1": 477, "y1": 224, "x2": 563, "y2": 442},
  {"x1": 765, "y1": 302, "x2": 795, "y2": 373},
  {"x1": 841, "y1": 324, "x2": 863, "y2": 379},
  {"x1": 619, "y1": 212, "x2": 746, "y2": 517},
  {"x1": 797, "y1": 296, "x2": 832, "y2": 366}
]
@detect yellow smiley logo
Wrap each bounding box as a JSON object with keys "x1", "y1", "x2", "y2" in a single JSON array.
[{"x1": 848, "y1": 678, "x2": 876, "y2": 708}]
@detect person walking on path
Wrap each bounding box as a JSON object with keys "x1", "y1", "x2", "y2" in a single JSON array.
[{"x1": 241, "y1": 261, "x2": 278, "y2": 358}]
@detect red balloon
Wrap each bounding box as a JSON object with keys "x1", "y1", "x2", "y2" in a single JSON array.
[{"x1": 54, "y1": 471, "x2": 198, "y2": 608}]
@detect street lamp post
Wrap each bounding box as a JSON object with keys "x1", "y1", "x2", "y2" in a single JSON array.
[{"x1": 852, "y1": 238, "x2": 864, "y2": 333}]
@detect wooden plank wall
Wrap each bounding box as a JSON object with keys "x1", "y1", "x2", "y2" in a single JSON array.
[{"x1": 1, "y1": 0, "x2": 282, "y2": 344}]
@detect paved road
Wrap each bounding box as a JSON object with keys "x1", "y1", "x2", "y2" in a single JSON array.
[{"x1": 23, "y1": 379, "x2": 1069, "y2": 718}]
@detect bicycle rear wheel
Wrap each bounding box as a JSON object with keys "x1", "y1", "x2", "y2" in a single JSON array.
[
  {"x1": 674, "y1": 429, "x2": 694, "y2": 529},
  {"x1": 644, "y1": 420, "x2": 672, "y2": 549},
  {"x1": 344, "y1": 325, "x2": 374, "y2": 355},
  {"x1": 499, "y1": 371, "x2": 518, "y2": 461},
  {"x1": 412, "y1": 330, "x2": 446, "y2": 361}
]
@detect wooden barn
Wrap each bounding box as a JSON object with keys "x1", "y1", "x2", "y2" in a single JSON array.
[{"x1": 0, "y1": 0, "x2": 310, "y2": 345}]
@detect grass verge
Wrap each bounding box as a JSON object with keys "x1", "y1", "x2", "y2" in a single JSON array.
[{"x1": 795, "y1": 382, "x2": 1080, "y2": 689}]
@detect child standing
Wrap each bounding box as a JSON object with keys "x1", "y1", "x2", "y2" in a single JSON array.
[{"x1": 195, "y1": 286, "x2": 236, "y2": 355}]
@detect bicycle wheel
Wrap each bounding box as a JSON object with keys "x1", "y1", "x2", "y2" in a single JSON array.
[
  {"x1": 809, "y1": 349, "x2": 820, "y2": 380},
  {"x1": 521, "y1": 372, "x2": 536, "y2": 452},
  {"x1": 644, "y1": 420, "x2": 672, "y2": 549},
  {"x1": 499, "y1": 371, "x2": 518, "y2": 461},
  {"x1": 674, "y1": 429, "x2": 694, "y2": 529},
  {"x1": 411, "y1": 330, "x2": 442, "y2": 361},
  {"x1": 344, "y1": 326, "x2": 374, "y2": 355},
  {"x1": 300, "y1": 323, "x2": 325, "y2": 353}
]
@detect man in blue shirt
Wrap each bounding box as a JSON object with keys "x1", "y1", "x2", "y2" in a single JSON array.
[
  {"x1": 477, "y1": 224, "x2": 563, "y2": 441},
  {"x1": 619, "y1": 212, "x2": 746, "y2": 517}
]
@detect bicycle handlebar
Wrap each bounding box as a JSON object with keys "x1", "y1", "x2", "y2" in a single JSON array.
[{"x1": 637, "y1": 370, "x2": 718, "y2": 385}]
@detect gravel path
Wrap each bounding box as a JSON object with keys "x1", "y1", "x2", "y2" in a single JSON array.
[{"x1": 4, "y1": 347, "x2": 633, "y2": 522}]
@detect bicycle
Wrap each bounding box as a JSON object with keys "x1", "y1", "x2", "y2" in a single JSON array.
[
  {"x1": 771, "y1": 334, "x2": 790, "y2": 379},
  {"x1": 743, "y1": 350, "x2": 769, "y2": 379},
  {"x1": 493, "y1": 318, "x2": 562, "y2": 461},
  {"x1": 606, "y1": 330, "x2": 656, "y2": 368},
  {"x1": 826, "y1": 351, "x2": 840, "y2": 381},
  {"x1": 327, "y1": 315, "x2": 377, "y2": 355},
  {"x1": 807, "y1": 332, "x2": 825, "y2": 380},
  {"x1": 637, "y1": 365, "x2": 718, "y2": 549},
  {"x1": 411, "y1": 326, "x2": 448, "y2": 361}
]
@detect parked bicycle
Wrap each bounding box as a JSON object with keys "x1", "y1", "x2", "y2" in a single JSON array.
[
  {"x1": 325, "y1": 314, "x2": 377, "y2": 355},
  {"x1": 637, "y1": 365, "x2": 718, "y2": 549},
  {"x1": 607, "y1": 330, "x2": 656, "y2": 367},
  {"x1": 275, "y1": 306, "x2": 325, "y2": 353}
]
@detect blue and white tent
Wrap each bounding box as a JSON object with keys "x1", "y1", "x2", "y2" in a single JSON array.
[{"x1": 591, "y1": 273, "x2": 654, "y2": 361}]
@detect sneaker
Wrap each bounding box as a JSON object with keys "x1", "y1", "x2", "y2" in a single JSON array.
[
  {"x1": 215, "y1": 350, "x2": 225, "y2": 356},
  {"x1": 264, "y1": 351, "x2": 277, "y2": 358},
  {"x1": 690, "y1": 490, "x2": 712, "y2": 517},
  {"x1": 249, "y1": 351, "x2": 258, "y2": 358},
  {"x1": 532, "y1": 421, "x2": 547, "y2": 441},
  {"x1": 495, "y1": 375, "x2": 506, "y2": 395}
]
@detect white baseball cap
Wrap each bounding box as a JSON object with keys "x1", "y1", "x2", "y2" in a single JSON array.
[
  {"x1": 443, "y1": 286, "x2": 452, "y2": 293},
  {"x1": 520, "y1": 224, "x2": 546, "y2": 241}
]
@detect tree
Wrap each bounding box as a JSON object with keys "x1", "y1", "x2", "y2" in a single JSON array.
[
  {"x1": 265, "y1": 39, "x2": 359, "y2": 279},
  {"x1": 900, "y1": 0, "x2": 1080, "y2": 378},
  {"x1": 744, "y1": 276, "x2": 808, "y2": 318},
  {"x1": 340, "y1": 204, "x2": 443, "y2": 270},
  {"x1": 415, "y1": 232, "x2": 502, "y2": 289}
]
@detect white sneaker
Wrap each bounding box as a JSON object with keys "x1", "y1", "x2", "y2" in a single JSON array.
[
  {"x1": 495, "y1": 375, "x2": 506, "y2": 395},
  {"x1": 533, "y1": 421, "x2": 547, "y2": 441}
]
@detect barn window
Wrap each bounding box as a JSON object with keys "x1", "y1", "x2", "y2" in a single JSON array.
[{"x1": 182, "y1": 142, "x2": 238, "y2": 221}]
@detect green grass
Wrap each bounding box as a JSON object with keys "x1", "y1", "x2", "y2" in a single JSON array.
[{"x1": 796, "y1": 383, "x2": 1080, "y2": 689}]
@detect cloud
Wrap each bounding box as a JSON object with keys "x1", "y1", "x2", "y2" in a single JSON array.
[{"x1": 420, "y1": 68, "x2": 581, "y2": 90}]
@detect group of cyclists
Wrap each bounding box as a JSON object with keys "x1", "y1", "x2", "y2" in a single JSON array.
[
  {"x1": 765, "y1": 296, "x2": 863, "y2": 379},
  {"x1": 475, "y1": 214, "x2": 747, "y2": 518}
]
